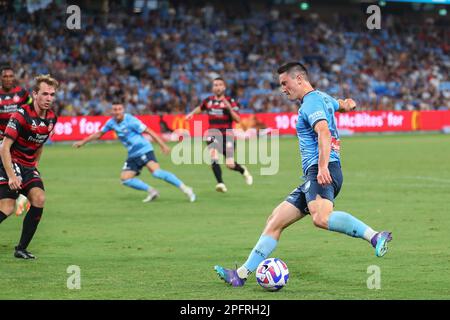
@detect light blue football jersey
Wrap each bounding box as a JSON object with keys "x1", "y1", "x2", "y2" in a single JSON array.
[
  {"x1": 101, "y1": 114, "x2": 153, "y2": 158},
  {"x1": 296, "y1": 90, "x2": 341, "y2": 174}
]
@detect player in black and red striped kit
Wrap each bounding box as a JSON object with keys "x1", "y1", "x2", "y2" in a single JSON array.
[
  {"x1": 0, "y1": 66, "x2": 32, "y2": 137},
  {"x1": 187, "y1": 77, "x2": 253, "y2": 192},
  {"x1": 0, "y1": 74, "x2": 58, "y2": 259},
  {"x1": 1, "y1": 65, "x2": 33, "y2": 216}
]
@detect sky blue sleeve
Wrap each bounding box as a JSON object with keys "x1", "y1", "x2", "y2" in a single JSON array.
[
  {"x1": 302, "y1": 96, "x2": 328, "y2": 128},
  {"x1": 130, "y1": 116, "x2": 147, "y2": 133},
  {"x1": 100, "y1": 119, "x2": 113, "y2": 133},
  {"x1": 331, "y1": 96, "x2": 340, "y2": 111}
]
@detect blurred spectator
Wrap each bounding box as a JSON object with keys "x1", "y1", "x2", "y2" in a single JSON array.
[{"x1": 1, "y1": 1, "x2": 448, "y2": 115}]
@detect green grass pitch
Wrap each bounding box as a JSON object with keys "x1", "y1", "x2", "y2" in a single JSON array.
[{"x1": 0, "y1": 133, "x2": 449, "y2": 299}]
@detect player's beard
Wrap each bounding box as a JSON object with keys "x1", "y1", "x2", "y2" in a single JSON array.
[
  {"x1": 215, "y1": 90, "x2": 225, "y2": 98},
  {"x1": 1, "y1": 83, "x2": 13, "y2": 91},
  {"x1": 114, "y1": 113, "x2": 125, "y2": 122}
]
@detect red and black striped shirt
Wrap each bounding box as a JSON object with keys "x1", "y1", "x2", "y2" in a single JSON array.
[
  {"x1": 0, "y1": 86, "x2": 31, "y2": 138},
  {"x1": 200, "y1": 95, "x2": 240, "y2": 134},
  {"x1": 4, "y1": 104, "x2": 57, "y2": 167}
]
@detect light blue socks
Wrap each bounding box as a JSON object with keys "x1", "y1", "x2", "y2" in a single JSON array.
[
  {"x1": 243, "y1": 235, "x2": 278, "y2": 273},
  {"x1": 122, "y1": 178, "x2": 150, "y2": 191},
  {"x1": 152, "y1": 169, "x2": 182, "y2": 188},
  {"x1": 328, "y1": 211, "x2": 376, "y2": 241},
  {"x1": 122, "y1": 170, "x2": 184, "y2": 193}
]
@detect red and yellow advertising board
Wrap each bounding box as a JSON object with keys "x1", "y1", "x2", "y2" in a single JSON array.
[{"x1": 50, "y1": 111, "x2": 450, "y2": 141}]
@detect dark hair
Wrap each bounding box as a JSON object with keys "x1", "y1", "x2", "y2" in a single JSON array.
[
  {"x1": 111, "y1": 100, "x2": 124, "y2": 106},
  {"x1": 277, "y1": 62, "x2": 308, "y2": 80},
  {"x1": 213, "y1": 77, "x2": 226, "y2": 85},
  {"x1": 0, "y1": 65, "x2": 13, "y2": 73}
]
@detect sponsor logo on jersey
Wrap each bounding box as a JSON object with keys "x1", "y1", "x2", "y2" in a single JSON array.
[
  {"x1": 308, "y1": 111, "x2": 326, "y2": 123},
  {"x1": 31, "y1": 120, "x2": 38, "y2": 131},
  {"x1": 0, "y1": 105, "x2": 18, "y2": 113},
  {"x1": 7, "y1": 120, "x2": 17, "y2": 130},
  {"x1": 28, "y1": 133, "x2": 49, "y2": 144}
]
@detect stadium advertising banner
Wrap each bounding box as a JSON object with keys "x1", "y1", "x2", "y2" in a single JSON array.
[
  {"x1": 52, "y1": 115, "x2": 161, "y2": 141},
  {"x1": 241, "y1": 111, "x2": 448, "y2": 134},
  {"x1": 335, "y1": 111, "x2": 415, "y2": 132},
  {"x1": 51, "y1": 111, "x2": 450, "y2": 141}
]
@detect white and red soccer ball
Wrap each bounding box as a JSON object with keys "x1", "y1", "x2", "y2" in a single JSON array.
[{"x1": 256, "y1": 258, "x2": 289, "y2": 291}]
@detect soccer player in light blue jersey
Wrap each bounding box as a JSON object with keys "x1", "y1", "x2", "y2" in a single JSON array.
[
  {"x1": 215, "y1": 62, "x2": 392, "y2": 286},
  {"x1": 73, "y1": 103, "x2": 195, "y2": 202}
]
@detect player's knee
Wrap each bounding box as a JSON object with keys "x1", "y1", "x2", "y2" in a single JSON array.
[
  {"x1": 265, "y1": 210, "x2": 282, "y2": 232},
  {"x1": 311, "y1": 212, "x2": 329, "y2": 229},
  {"x1": 225, "y1": 162, "x2": 235, "y2": 170},
  {"x1": 120, "y1": 172, "x2": 135, "y2": 180},
  {"x1": 225, "y1": 157, "x2": 236, "y2": 169},
  {"x1": 266, "y1": 212, "x2": 275, "y2": 226},
  {"x1": 152, "y1": 169, "x2": 164, "y2": 179},
  {"x1": 30, "y1": 193, "x2": 45, "y2": 207},
  {"x1": 0, "y1": 203, "x2": 15, "y2": 216}
]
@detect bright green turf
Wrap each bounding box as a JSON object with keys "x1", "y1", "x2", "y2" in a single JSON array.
[{"x1": 0, "y1": 133, "x2": 449, "y2": 299}]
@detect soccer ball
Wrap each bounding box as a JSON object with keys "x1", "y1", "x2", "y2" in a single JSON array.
[{"x1": 255, "y1": 258, "x2": 289, "y2": 291}]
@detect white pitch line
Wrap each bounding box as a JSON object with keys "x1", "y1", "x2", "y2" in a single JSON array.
[
  {"x1": 345, "y1": 182, "x2": 450, "y2": 189},
  {"x1": 403, "y1": 176, "x2": 450, "y2": 184}
]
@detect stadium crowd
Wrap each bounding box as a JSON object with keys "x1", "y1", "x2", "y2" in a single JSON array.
[{"x1": 1, "y1": 1, "x2": 449, "y2": 116}]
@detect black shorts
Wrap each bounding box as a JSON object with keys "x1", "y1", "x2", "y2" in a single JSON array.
[
  {"x1": 122, "y1": 151, "x2": 157, "y2": 176},
  {"x1": 0, "y1": 162, "x2": 44, "y2": 199},
  {"x1": 206, "y1": 134, "x2": 235, "y2": 158},
  {"x1": 285, "y1": 161, "x2": 343, "y2": 215}
]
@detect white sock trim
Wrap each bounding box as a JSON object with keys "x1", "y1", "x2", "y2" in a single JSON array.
[
  {"x1": 237, "y1": 266, "x2": 251, "y2": 279},
  {"x1": 364, "y1": 228, "x2": 378, "y2": 242}
]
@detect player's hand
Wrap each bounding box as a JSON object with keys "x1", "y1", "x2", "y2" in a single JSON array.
[
  {"x1": 8, "y1": 176, "x2": 22, "y2": 190},
  {"x1": 317, "y1": 166, "x2": 332, "y2": 186},
  {"x1": 221, "y1": 98, "x2": 232, "y2": 109},
  {"x1": 72, "y1": 141, "x2": 84, "y2": 148},
  {"x1": 161, "y1": 145, "x2": 171, "y2": 155},
  {"x1": 185, "y1": 113, "x2": 193, "y2": 120}
]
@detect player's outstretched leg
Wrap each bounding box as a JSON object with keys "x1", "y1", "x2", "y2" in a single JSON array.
[
  {"x1": 122, "y1": 177, "x2": 159, "y2": 202},
  {"x1": 152, "y1": 169, "x2": 196, "y2": 202},
  {"x1": 215, "y1": 202, "x2": 301, "y2": 286},
  {"x1": 328, "y1": 211, "x2": 392, "y2": 257},
  {"x1": 309, "y1": 197, "x2": 393, "y2": 257},
  {"x1": 370, "y1": 231, "x2": 393, "y2": 257}
]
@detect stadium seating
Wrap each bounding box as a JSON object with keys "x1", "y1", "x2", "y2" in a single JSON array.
[{"x1": 1, "y1": 1, "x2": 448, "y2": 115}]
